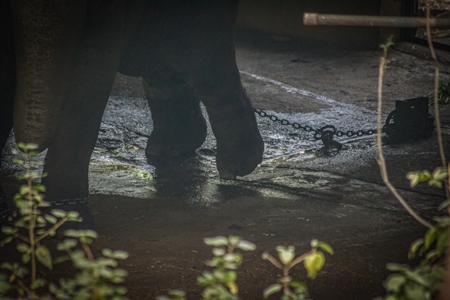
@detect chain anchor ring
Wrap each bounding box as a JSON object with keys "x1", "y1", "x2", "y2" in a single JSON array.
[
  {"x1": 314, "y1": 125, "x2": 343, "y2": 153},
  {"x1": 254, "y1": 96, "x2": 433, "y2": 152}
]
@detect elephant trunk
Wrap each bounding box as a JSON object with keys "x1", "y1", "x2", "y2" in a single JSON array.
[{"x1": 11, "y1": 0, "x2": 86, "y2": 151}]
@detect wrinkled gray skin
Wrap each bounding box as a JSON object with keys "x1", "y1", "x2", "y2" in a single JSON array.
[{"x1": 0, "y1": 0, "x2": 264, "y2": 202}]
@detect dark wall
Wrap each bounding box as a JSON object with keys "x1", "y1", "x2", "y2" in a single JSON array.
[{"x1": 237, "y1": 0, "x2": 402, "y2": 48}]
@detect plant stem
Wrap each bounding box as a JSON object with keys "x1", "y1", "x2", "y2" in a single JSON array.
[
  {"x1": 82, "y1": 242, "x2": 95, "y2": 262},
  {"x1": 289, "y1": 252, "x2": 310, "y2": 268},
  {"x1": 25, "y1": 152, "x2": 37, "y2": 286},
  {"x1": 424, "y1": 5, "x2": 450, "y2": 214},
  {"x1": 17, "y1": 278, "x2": 36, "y2": 299},
  {"x1": 376, "y1": 46, "x2": 432, "y2": 229},
  {"x1": 35, "y1": 217, "x2": 68, "y2": 243},
  {"x1": 425, "y1": 5, "x2": 446, "y2": 171},
  {"x1": 263, "y1": 253, "x2": 284, "y2": 270}
]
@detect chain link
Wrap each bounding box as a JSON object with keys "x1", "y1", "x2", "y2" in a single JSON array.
[{"x1": 254, "y1": 108, "x2": 382, "y2": 140}]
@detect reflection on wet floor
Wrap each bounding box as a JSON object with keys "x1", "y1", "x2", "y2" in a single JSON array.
[{"x1": 0, "y1": 63, "x2": 446, "y2": 213}]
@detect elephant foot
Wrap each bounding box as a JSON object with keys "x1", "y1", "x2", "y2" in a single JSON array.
[
  {"x1": 145, "y1": 95, "x2": 207, "y2": 162},
  {"x1": 216, "y1": 127, "x2": 264, "y2": 180},
  {"x1": 203, "y1": 91, "x2": 264, "y2": 180},
  {"x1": 146, "y1": 117, "x2": 207, "y2": 160}
]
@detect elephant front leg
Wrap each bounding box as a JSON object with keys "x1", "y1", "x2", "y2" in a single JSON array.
[
  {"x1": 195, "y1": 60, "x2": 264, "y2": 180},
  {"x1": 143, "y1": 79, "x2": 207, "y2": 161},
  {"x1": 42, "y1": 96, "x2": 109, "y2": 201},
  {"x1": 0, "y1": 0, "x2": 15, "y2": 166}
]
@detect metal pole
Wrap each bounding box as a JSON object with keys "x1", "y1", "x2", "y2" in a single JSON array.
[{"x1": 303, "y1": 13, "x2": 450, "y2": 28}]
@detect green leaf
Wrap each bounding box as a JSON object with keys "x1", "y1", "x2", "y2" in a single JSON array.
[
  {"x1": 112, "y1": 250, "x2": 129, "y2": 260},
  {"x1": 34, "y1": 185, "x2": 46, "y2": 192},
  {"x1": 12, "y1": 159, "x2": 24, "y2": 165},
  {"x1": 263, "y1": 283, "x2": 282, "y2": 299},
  {"x1": 438, "y1": 199, "x2": 450, "y2": 211},
  {"x1": 212, "y1": 247, "x2": 226, "y2": 257},
  {"x1": 432, "y1": 167, "x2": 448, "y2": 181},
  {"x1": 1, "y1": 227, "x2": 16, "y2": 235},
  {"x1": 290, "y1": 281, "x2": 308, "y2": 292},
  {"x1": 276, "y1": 246, "x2": 295, "y2": 265},
  {"x1": 236, "y1": 240, "x2": 256, "y2": 251},
  {"x1": 310, "y1": 239, "x2": 319, "y2": 248},
  {"x1": 66, "y1": 211, "x2": 80, "y2": 220},
  {"x1": 384, "y1": 274, "x2": 406, "y2": 292},
  {"x1": 386, "y1": 263, "x2": 409, "y2": 272},
  {"x1": 16, "y1": 243, "x2": 30, "y2": 253},
  {"x1": 53, "y1": 255, "x2": 70, "y2": 265},
  {"x1": 0, "y1": 280, "x2": 12, "y2": 293},
  {"x1": 406, "y1": 171, "x2": 421, "y2": 187},
  {"x1": 425, "y1": 249, "x2": 439, "y2": 261},
  {"x1": 102, "y1": 248, "x2": 113, "y2": 257},
  {"x1": 36, "y1": 216, "x2": 46, "y2": 224},
  {"x1": 204, "y1": 236, "x2": 229, "y2": 247},
  {"x1": 22, "y1": 253, "x2": 30, "y2": 264},
  {"x1": 0, "y1": 262, "x2": 13, "y2": 271},
  {"x1": 44, "y1": 214, "x2": 58, "y2": 224},
  {"x1": 30, "y1": 278, "x2": 46, "y2": 290},
  {"x1": 51, "y1": 209, "x2": 67, "y2": 218},
  {"x1": 19, "y1": 185, "x2": 30, "y2": 195},
  {"x1": 304, "y1": 252, "x2": 325, "y2": 279},
  {"x1": 228, "y1": 236, "x2": 240, "y2": 247},
  {"x1": 56, "y1": 239, "x2": 78, "y2": 251},
  {"x1": 1, "y1": 236, "x2": 13, "y2": 246},
  {"x1": 317, "y1": 241, "x2": 334, "y2": 255},
  {"x1": 18, "y1": 143, "x2": 39, "y2": 151},
  {"x1": 424, "y1": 228, "x2": 437, "y2": 249},
  {"x1": 82, "y1": 229, "x2": 98, "y2": 239},
  {"x1": 408, "y1": 239, "x2": 424, "y2": 259},
  {"x1": 36, "y1": 245, "x2": 52, "y2": 270},
  {"x1": 404, "y1": 282, "x2": 427, "y2": 300},
  {"x1": 436, "y1": 230, "x2": 449, "y2": 256},
  {"x1": 404, "y1": 269, "x2": 429, "y2": 286},
  {"x1": 168, "y1": 290, "x2": 186, "y2": 297}
]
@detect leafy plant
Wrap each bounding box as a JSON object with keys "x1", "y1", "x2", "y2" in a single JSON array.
[
  {"x1": 376, "y1": 21, "x2": 450, "y2": 299},
  {"x1": 198, "y1": 236, "x2": 255, "y2": 300},
  {"x1": 429, "y1": 81, "x2": 450, "y2": 106},
  {"x1": 0, "y1": 143, "x2": 129, "y2": 300},
  {"x1": 262, "y1": 240, "x2": 333, "y2": 300},
  {"x1": 375, "y1": 169, "x2": 449, "y2": 300},
  {"x1": 377, "y1": 209, "x2": 449, "y2": 300}
]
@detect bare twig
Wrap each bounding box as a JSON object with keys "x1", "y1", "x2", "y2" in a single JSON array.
[
  {"x1": 376, "y1": 42, "x2": 433, "y2": 229},
  {"x1": 424, "y1": 5, "x2": 450, "y2": 216},
  {"x1": 425, "y1": 6, "x2": 447, "y2": 171}
]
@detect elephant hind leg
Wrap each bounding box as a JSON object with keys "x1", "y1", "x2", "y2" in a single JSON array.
[
  {"x1": 143, "y1": 78, "x2": 207, "y2": 161},
  {"x1": 190, "y1": 46, "x2": 264, "y2": 180},
  {"x1": 0, "y1": 0, "x2": 15, "y2": 166}
]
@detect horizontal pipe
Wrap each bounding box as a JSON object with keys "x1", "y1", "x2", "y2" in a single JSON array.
[{"x1": 304, "y1": 13, "x2": 450, "y2": 28}]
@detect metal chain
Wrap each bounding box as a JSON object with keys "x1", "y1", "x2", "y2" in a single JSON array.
[{"x1": 253, "y1": 108, "x2": 383, "y2": 151}]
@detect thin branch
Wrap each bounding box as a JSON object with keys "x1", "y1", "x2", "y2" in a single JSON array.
[
  {"x1": 376, "y1": 45, "x2": 433, "y2": 229},
  {"x1": 262, "y1": 252, "x2": 284, "y2": 270},
  {"x1": 35, "y1": 217, "x2": 68, "y2": 243},
  {"x1": 424, "y1": 5, "x2": 450, "y2": 213},
  {"x1": 82, "y1": 242, "x2": 95, "y2": 262}
]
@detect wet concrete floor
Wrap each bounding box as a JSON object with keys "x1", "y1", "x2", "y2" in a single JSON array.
[{"x1": 1, "y1": 35, "x2": 450, "y2": 299}]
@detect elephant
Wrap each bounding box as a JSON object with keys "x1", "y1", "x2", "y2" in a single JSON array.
[{"x1": 0, "y1": 0, "x2": 264, "y2": 203}]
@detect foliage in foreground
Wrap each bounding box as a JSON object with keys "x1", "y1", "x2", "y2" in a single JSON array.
[
  {"x1": 0, "y1": 144, "x2": 333, "y2": 299},
  {"x1": 375, "y1": 168, "x2": 450, "y2": 300},
  {"x1": 157, "y1": 236, "x2": 333, "y2": 300},
  {"x1": 375, "y1": 33, "x2": 450, "y2": 300},
  {"x1": 0, "y1": 143, "x2": 129, "y2": 300}
]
